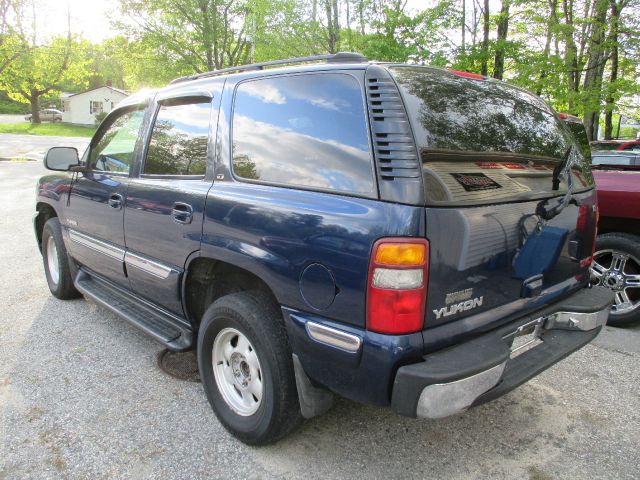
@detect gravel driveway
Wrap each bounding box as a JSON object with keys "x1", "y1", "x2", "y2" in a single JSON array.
[{"x1": 1, "y1": 160, "x2": 639, "y2": 480}]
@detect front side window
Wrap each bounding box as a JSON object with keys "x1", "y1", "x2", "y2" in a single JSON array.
[
  {"x1": 143, "y1": 101, "x2": 211, "y2": 176},
  {"x1": 232, "y1": 73, "x2": 374, "y2": 195},
  {"x1": 88, "y1": 109, "x2": 145, "y2": 173}
]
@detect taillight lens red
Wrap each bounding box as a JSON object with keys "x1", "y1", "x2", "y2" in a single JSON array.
[
  {"x1": 366, "y1": 238, "x2": 429, "y2": 335},
  {"x1": 447, "y1": 69, "x2": 486, "y2": 80},
  {"x1": 577, "y1": 203, "x2": 598, "y2": 268}
]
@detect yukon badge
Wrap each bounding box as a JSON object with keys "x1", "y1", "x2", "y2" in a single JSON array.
[{"x1": 433, "y1": 288, "x2": 484, "y2": 320}]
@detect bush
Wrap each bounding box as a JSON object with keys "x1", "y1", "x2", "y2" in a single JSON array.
[
  {"x1": 94, "y1": 111, "x2": 108, "y2": 126},
  {"x1": 0, "y1": 98, "x2": 27, "y2": 114}
]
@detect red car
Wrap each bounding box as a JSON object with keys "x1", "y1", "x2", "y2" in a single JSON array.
[
  {"x1": 591, "y1": 169, "x2": 640, "y2": 325},
  {"x1": 591, "y1": 139, "x2": 640, "y2": 152},
  {"x1": 562, "y1": 114, "x2": 640, "y2": 326}
]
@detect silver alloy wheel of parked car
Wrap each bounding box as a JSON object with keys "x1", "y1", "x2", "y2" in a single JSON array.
[
  {"x1": 212, "y1": 327, "x2": 263, "y2": 416},
  {"x1": 46, "y1": 235, "x2": 60, "y2": 286},
  {"x1": 591, "y1": 249, "x2": 640, "y2": 315}
]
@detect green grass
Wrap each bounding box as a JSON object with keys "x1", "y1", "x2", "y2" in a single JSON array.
[{"x1": 0, "y1": 122, "x2": 96, "y2": 137}]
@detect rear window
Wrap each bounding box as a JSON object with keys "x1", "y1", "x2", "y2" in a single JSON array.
[{"x1": 390, "y1": 66, "x2": 593, "y2": 205}]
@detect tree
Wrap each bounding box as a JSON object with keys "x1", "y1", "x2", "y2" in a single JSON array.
[
  {"x1": 492, "y1": 0, "x2": 509, "y2": 80},
  {"x1": 115, "y1": 0, "x2": 294, "y2": 72},
  {"x1": 480, "y1": 0, "x2": 489, "y2": 75},
  {"x1": 581, "y1": 0, "x2": 609, "y2": 140},
  {"x1": 0, "y1": 0, "x2": 28, "y2": 75},
  {"x1": 1, "y1": 35, "x2": 90, "y2": 122}
]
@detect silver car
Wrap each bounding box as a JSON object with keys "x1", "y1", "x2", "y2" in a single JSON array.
[{"x1": 24, "y1": 108, "x2": 63, "y2": 122}]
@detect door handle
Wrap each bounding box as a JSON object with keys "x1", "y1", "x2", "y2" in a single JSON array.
[
  {"x1": 172, "y1": 202, "x2": 193, "y2": 224},
  {"x1": 108, "y1": 193, "x2": 123, "y2": 209}
]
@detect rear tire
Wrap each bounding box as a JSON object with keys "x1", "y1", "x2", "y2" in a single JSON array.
[
  {"x1": 197, "y1": 291, "x2": 303, "y2": 445},
  {"x1": 591, "y1": 232, "x2": 640, "y2": 327},
  {"x1": 42, "y1": 217, "x2": 80, "y2": 300}
]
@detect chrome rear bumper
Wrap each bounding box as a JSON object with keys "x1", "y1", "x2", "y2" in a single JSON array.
[{"x1": 391, "y1": 286, "x2": 613, "y2": 419}]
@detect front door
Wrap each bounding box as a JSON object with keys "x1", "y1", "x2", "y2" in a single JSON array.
[
  {"x1": 124, "y1": 95, "x2": 216, "y2": 315},
  {"x1": 66, "y1": 108, "x2": 146, "y2": 287}
]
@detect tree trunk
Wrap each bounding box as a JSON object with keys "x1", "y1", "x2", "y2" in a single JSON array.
[
  {"x1": 582, "y1": 0, "x2": 609, "y2": 141},
  {"x1": 325, "y1": 0, "x2": 340, "y2": 53},
  {"x1": 536, "y1": 0, "x2": 558, "y2": 95},
  {"x1": 604, "y1": 1, "x2": 619, "y2": 140},
  {"x1": 561, "y1": 0, "x2": 580, "y2": 111},
  {"x1": 461, "y1": 0, "x2": 466, "y2": 51},
  {"x1": 30, "y1": 94, "x2": 40, "y2": 124},
  {"x1": 492, "y1": 0, "x2": 509, "y2": 80},
  {"x1": 480, "y1": 0, "x2": 490, "y2": 76}
]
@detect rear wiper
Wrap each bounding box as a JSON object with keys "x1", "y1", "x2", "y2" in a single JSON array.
[{"x1": 536, "y1": 146, "x2": 579, "y2": 221}]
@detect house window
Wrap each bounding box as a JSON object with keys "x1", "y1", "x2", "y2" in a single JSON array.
[{"x1": 90, "y1": 101, "x2": 103, "y2": 114}]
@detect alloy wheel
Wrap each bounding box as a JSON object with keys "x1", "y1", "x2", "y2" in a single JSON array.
[{"x1": 591, "y1": 249, "x2": 640, "y2": 316}]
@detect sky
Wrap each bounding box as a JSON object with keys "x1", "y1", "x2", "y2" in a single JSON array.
[
  {"x1": 34, "y1": 0, "x2": 433, "y2": 44},
  {"x1": 32, "y1": 0, "x2": 119, "y2": 43}
]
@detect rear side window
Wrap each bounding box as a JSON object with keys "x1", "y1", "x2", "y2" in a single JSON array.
[
  {"x1": 143, "y1": 101, "x2": 211, "y2": 176},
  {"x1": 231, "y1": 73, "x2": 374, "y2": 195}
]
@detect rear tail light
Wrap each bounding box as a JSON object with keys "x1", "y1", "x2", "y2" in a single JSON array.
[
  {"x1": 366, "y1": 238, "x2": 429, "y2": 334},
  {"x1": 447, "y1": 69, "x2": 486, "y2": 80}
]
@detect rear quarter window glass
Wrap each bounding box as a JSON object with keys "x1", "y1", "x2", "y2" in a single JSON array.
[
  {"x1": 390, "y1": 66, "x2": 593, "y2": 205},
  {"x1": 231, "y1": 73, "x2": 375, "y2": 195},
  {"x1": 143, "y1": 102, "x2": 211, "y2": 175}
]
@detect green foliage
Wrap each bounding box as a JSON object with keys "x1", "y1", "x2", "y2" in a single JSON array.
[
  {"x1": 1, "y1": 36, "x2": 91, "y2": 104},
  {"x1": 0, "y1": 0, "x2": 637, "y2": 137},
  {"x1": 0, "y1": 92, "x2": 26, "y2": 113}
]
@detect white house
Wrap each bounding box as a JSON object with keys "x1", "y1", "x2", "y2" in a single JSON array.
[{"x1": 62, "y1": 85, "x2": 128, "y2": 126}]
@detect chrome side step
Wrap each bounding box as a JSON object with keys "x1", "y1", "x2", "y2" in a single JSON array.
[{"x1": 74, "y1": 269, "x2": 193, "y2": 351}]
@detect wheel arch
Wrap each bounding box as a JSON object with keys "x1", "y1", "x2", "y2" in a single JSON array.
[
  {"x1": 34, "y1": 202, "x2": 59, "y2": 252},
  {"x1": 182, "y1": 255, "x2": 281, "y2": 332},
  {"x1": 598, "y1": 216, "x2": 640, "y2": 237}
]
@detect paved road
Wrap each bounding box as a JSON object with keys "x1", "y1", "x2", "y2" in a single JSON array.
[
  {"x1": 1, "y1": 160, "x2": 639, "y2": 480},
  {"x1": 0, "y1": 133, "x2": 89, "y2": 161},
  {"x1": 0, "y1": 114, "x2": 27, "y2": 124}
]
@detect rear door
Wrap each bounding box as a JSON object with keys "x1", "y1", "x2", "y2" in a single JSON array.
[
  {"x1": 390, "y1": 66, "x2": 597, "y2": 329},
  {"x1": 123, "y1": 86, "x2": 222, "y2": 315}
]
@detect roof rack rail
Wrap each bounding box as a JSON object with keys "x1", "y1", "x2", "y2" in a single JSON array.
[{"x1": 170, "y1": 52, "x2": 368, "y2": 85}]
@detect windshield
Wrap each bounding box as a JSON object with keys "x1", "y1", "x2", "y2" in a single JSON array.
[{"x1": 390, "y1": 66, "x2": 594, "y2": 206}]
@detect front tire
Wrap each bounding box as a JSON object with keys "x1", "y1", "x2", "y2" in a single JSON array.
[
  {"x1": 42, "y1": 217, "x2": 80, "y2": 299},
  {"x1": 197, "y1": 291, "x2": 302, "y2": 445},
  {"x1": 591, "y1": 233, "x2": 640, "y2": 326}
]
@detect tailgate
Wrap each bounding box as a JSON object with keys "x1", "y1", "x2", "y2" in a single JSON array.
[
  {"x1": 388, "y1": 65, "x2": 597, "y2": 329},
  {"x1": 425, "y1": 189, "x2": 596, "y2": 328}
]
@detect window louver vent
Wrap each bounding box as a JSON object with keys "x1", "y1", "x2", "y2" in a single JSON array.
[{"x1": 365, "y1": 65, "x2": 424, "y2": 205}]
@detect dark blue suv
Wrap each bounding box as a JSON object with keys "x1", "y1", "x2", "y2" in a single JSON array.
[{"x1": 34, "y1": 53, "x2": 613, "y2": 445}]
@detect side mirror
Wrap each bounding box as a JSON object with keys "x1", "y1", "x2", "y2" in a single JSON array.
[{"x1": 44, "y1": 147, "x2": 80, "y2": 171}]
